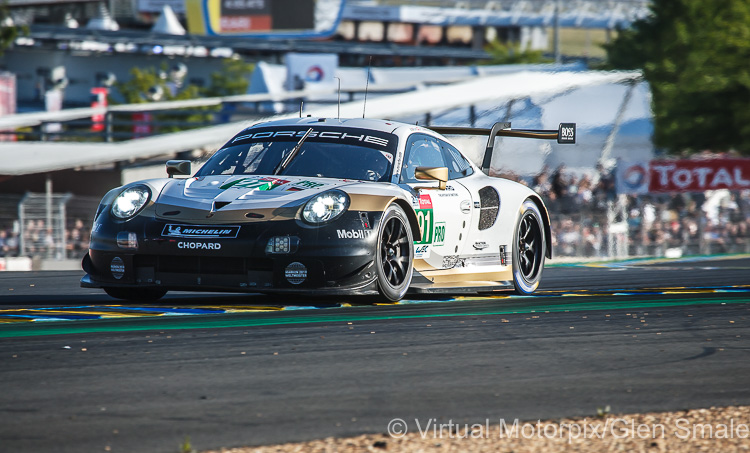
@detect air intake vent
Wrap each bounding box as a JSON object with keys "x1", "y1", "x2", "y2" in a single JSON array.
[
  {"x1": 478, "y1": 186, "x2": 500, "y2": 231},
  {"x1": 212, "y1": 201, "x2": 231, "y2": 211}
]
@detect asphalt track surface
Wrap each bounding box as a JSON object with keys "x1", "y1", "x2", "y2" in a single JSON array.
[{"x1": 1, "y1": 256, "x2": 750, "y2": 453}]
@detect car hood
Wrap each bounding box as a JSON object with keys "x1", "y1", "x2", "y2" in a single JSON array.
[{"x1": 154, "y1": 175, "x2": 352, "y2": 222}]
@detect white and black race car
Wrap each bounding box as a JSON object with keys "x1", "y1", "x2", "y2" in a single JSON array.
[{"x1": 81, "y1": 117, "x2": 575, "y2": 302}]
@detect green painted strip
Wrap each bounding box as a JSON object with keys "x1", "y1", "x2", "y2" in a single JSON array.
[
  {"x1": 1, "y1": 296, "x2": 748, "y2": 339},
  {"x1": 546, "y1": 253, "x2": 750, "y2": 268}
]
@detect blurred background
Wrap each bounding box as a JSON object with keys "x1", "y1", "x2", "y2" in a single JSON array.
[{"x1": 0, "y1": 0, "x2": 748, "y2": 270}]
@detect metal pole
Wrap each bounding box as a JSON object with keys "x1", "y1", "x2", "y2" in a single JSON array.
[
  {"x1": 60, "y1": 194, "x2": 72, "y2": 260},
  {"x1": 553, "y1": 0, "x2": 561, "y2": 64},
  {"x1": 105, "y1": 111, "x2": 113, "y2": 142},
  {"x1": 600, "y1": 81, "x2": 637, "y2": 169},
  {"x1": 18, "y1": 193, "x2": 28, "y2": 256},
  {"x1": 46, "y1": 175, "x2": 53, "y2": 259}
]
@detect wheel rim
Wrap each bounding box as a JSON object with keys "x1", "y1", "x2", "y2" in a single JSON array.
[
  {"x1": 517, "y1": 212, "x2": 542, "y2": 281},
  {"x1": 380, "y1": 216, "x2": 410, "y2": 287}
]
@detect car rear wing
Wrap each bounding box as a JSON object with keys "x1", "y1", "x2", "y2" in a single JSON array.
[{"x1": 430, "y1": 122, "x2": 576, "y2": 174}]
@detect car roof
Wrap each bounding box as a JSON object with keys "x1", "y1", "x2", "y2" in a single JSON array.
[{"x1": 244, "y1": 117, "x2": 415, "y2": 135}]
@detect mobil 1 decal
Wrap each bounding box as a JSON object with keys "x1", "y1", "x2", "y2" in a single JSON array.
[{"x1": 414, "y1": 194, "x2": 435, "y2": 258}]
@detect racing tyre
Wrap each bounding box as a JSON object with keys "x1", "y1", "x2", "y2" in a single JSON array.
[
  {"x1": 104, "y1": 287, "x2": 168, "y2": 301},
  {"x1": 512, "y1": 199, "x2": 546, "y2": 294},
  {"x1": 375, "y1": 204, "x2": 414, "y2": 302}
]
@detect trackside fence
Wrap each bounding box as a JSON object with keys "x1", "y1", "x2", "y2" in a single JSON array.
[{"x1": 1, "y1": 191, "x2": 749, "y2": 266}]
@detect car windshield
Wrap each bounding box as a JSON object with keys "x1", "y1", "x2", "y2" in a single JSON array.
[{"x1": 196, "y1": 126, "x2": 398, "y2": 183}]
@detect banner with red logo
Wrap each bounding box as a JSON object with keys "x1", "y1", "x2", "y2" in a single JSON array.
[
  {"x1": 617, "y1": 159, "x2": 750, "y2": 194},
  {"x1": 649, "y1": 159, "x2": 750, "y2": 193}
]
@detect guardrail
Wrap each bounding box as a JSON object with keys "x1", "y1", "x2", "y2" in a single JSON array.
[{"x1": 0, "y1": 87, "x2": 334, "y2": 132}]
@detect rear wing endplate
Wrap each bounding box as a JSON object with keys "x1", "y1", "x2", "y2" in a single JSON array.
[{"x1": 430, "y1": 122, "x2": 576, "y2": 174}]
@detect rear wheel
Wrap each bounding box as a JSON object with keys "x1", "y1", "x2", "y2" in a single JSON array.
[
  {"x1": 103, "y1": 287, "x2": 167, "y2": 301},
  {"x1": 375, "y1": 204, "x2": 414, "y2": 302},
  {"x1": 512, "y1": 200, "x2": 546, "y2": 294}
]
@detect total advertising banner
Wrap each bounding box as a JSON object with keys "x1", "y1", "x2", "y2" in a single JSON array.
[
  {"x1": 617, "y1": 159, "x2": 750, "y2": 194},
  {"x1": 285, "y1": 53, "x2": 338, "y2": 91}
]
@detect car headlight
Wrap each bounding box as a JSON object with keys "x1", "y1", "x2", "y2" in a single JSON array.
[
  {"x1": 302, "y1": 190, "x2": 349, "y2": 224},
  {"x1": 111, "y1": 185, "x2": 151, "y2": 219}
]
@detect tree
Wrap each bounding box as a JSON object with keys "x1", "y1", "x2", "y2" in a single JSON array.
[
  {"x1": 0, "y1": 1, "x2": 28, "y2": 56},
  {"x1": 603, "y1": 0, "x2": 750, "y2": 155},
  {"x1": 203, "y1": 58, "x2": 255, "y2": 97},
  {"x1": 112, "y1": 59, "x2": 255, "y2": 136},
  {"x1": 113, "y1": 64, "x2": 212, "y2": 135},
  {"x1": 483, "y1": 40, "x2": 551, "y2": 65}
]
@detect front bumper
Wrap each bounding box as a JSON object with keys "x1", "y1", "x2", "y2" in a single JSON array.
[{"x1": 82, "y1": 211, "x2": 382, "y2": 295}]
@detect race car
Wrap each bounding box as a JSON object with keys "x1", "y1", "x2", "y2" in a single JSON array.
[{"x1": 81, "y1": 117, "x2": 575, "y2": 302}]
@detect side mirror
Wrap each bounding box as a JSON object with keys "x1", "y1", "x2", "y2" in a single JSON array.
[
  {"x1": 166, "y1": 160, "x2": 191, "y2": 178},
  {"x1": 415, "y1": 166, "x2": 449, "y2": 190}
]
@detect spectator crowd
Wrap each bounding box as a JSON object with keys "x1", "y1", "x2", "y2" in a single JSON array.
[
  {"x1": 0, "y1": 218, "x2": 91, "y2": 260},
  {"x1": 501, "y1": 164, "x2": 750, "y2": 258},
  {"x1": 2, "y1": 169, "x2": 750, "y2": 262}
]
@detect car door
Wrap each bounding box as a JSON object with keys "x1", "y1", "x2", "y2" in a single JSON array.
[{"x1": 399, "y1": 133, "x2": 474, "y2": 270}]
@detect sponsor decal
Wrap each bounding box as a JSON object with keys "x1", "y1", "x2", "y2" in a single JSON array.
[
  {"x1": 437, "y1": 192, "x2": 459, "y2": 197},
  {"x1": 285, "y1": 262, "x2": 307, "y2": 285},
  {"x1": 415, "y1": 244, "x2": 431, "y2": 259},
  {"x1": 283, "y1": 180, "x2": 326, "y2": 192},
  {"x1": 178, "y1": 242, "x2": 221, "y2": 250},
  {"x1": 473, "y1": 241, "x2": 489, "y2": 250},
  {"x1": 558, "y1": 123, "x2": 576, "y2": 143},
  {"x1": 418, "y1": 193, "x2": 432, "y2": 209},
  {"x1": 433, "y1": 222, "x2": 446, "y2": 246},
  {"x1": 415, "y1": 194, "x2": 433, "y2": 245},
  {"x1": 337, "y1": 229, "x2": 371, "y2": 239},
  {"x1": 442, "y1": 255, "x2": 460, "y2": 269},
  {"x1": 162, "y1": 224, "x2": 240, "y2": 238},
  {"x1": 460, "y1": 200, "x2": 472, "y2": 213},
  {"x1": 474, "y1": 201, "x2": 481, "y2": 209},
  {"x1": 220, "y1": 177, "x2": 290, "y2": 191},
  {"x1": 232, "y1": 130, "x2": 391, "y2": 148},
  {"x1": 110, "y1": 257, "x2": 125, "y2": 280}
]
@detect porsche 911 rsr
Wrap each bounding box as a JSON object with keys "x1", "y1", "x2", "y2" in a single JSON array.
[{"x1": 81, "y1": 117, "x2": 575, "y2": 302}]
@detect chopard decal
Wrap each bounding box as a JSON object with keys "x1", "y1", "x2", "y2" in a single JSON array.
[{"x1": 178, "y1": 242, "x2": 221, "y2": 250}]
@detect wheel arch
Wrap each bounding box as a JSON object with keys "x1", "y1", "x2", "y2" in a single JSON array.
[
  {"x1": 526, "y1": 195, "x2": 552, "y2": 259},
  {"x1": 390, "y1": 198, "x2": 422, "y2": 243}
]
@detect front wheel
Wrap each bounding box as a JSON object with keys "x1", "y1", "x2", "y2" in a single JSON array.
[
  {"x1": 512, "y1": 200, "x2": 546, "y2": 294},
  {"x1": 104, "y1": 287, "x2": 168, "y2": 301},
  {"x1": 375, "y1": 204, "x2": 414, "y2": 302}
]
